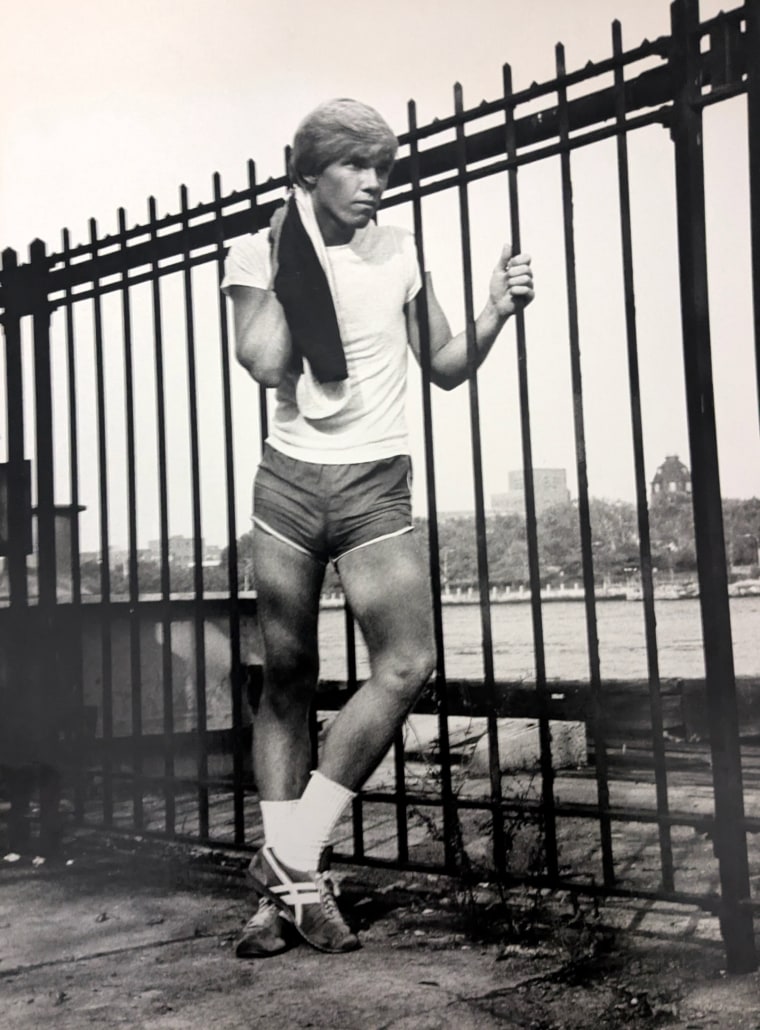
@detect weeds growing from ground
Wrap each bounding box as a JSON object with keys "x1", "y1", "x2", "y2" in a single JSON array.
[{"x1": 404, "y1": 713, "x2": 616, "y2": 972}]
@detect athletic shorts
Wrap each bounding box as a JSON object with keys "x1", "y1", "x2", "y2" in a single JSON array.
[{"x1": 252, "y1": 444, "x2": 413, "y2": 565}]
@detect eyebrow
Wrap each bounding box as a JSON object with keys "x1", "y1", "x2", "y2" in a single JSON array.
[{"x1": 346, "y1": 150, "x2": 393, "y2": 172}]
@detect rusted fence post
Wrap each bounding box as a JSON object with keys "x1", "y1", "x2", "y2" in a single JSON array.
[
  {"x1": 669, "y1": 0, "x2": 757, "y2": 973},
  {"x1": 1, "y1": 241, "x2": 64, "y2": 852},
  {"x1": 1, "y1": 250, "x2": 33, "y2": 851},
  {"x1": 0, "y1": 248, "x2": 32, "y2": 602}
]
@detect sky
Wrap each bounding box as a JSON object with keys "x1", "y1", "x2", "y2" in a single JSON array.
[{"x1": 1, "y1": 0, "x2": 757, "y2": 553}]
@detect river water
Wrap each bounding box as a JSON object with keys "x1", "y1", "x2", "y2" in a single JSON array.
[{"x1": 317, "y1": 595, "x2": 760, "y2": 683}]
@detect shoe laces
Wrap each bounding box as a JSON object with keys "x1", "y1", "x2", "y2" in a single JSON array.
[{"x1": 315, "y1": 871, "x2": 344, "y2": 923}]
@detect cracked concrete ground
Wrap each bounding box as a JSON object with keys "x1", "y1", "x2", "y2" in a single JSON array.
[{"x1": 1, "y1": 837, "x2": 759, "y2": 1030}]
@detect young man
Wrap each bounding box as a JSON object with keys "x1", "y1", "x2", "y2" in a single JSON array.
[{"x1": 222, "y1": 98, "x2": 534, "y2": 957}]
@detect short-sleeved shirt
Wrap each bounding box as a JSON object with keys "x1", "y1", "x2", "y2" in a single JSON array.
[{"x1": 222, "y1": 221, "x2": 421, "y2": 465}]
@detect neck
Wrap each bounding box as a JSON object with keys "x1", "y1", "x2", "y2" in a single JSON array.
[{"x1": 314, "y1": 207, "x2": 354, "y2": 246}]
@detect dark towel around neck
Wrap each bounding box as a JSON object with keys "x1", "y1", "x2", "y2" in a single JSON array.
[{"x1": 272, "y1": 197, "x2": 348, "y2": 384}]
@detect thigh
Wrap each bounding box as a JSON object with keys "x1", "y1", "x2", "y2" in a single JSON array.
[
  {"x1": 337, "y1": 532, "x2": 434, "y2": 665},
  {"x1": 253, "y1": 529, "x2": 326, "y2": 679}
]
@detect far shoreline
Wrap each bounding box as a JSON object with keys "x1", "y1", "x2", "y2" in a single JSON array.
[{"x1": 319, "y1": 580, "x2": 760, "y2": 608}]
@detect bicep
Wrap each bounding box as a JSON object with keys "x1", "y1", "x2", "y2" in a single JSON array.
[
  {"x1": 229, "y1": 284, "x2": 288, "y2": 344},
  {"x1": 229, "y1": 283, "x2": 273, "y2": 328},
  {"x1": 228, "y1": 285, "x2": 291, "y2": 385}
]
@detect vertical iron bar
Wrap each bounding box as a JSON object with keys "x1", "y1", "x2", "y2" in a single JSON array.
[
  {"x1": 247, "y1": 159, "x2": 271, "y2": 838},
  {"x1": 30, "y1": 239, "x2": 63, "y2": 854},
  {"x1": 148, "y1": 197, "x2": 176, "y2": 836},
  {"x1": 503, "y1": 65, "x2": 558, "y2": 882},
  {"x1": 555, "y1": 44, "x2": 615, "y2": 885},
  {"x1": 393, "y1": 727, "x2": 409, "y2": 865},
  {"x1": 117, "y1": 209, "x2": 144, "y2": 831},
  {"x1": 1, "y1": 249, "x2": 29, "y2": 608},
  {"x1": 213, "y1": 171, "x2": 245, "y2": 846},
  {"x1": 612, "y1": 20, "x2": 675, "y2": 892},
  {"x1": 308, "y1": 704, "x2": 320, "y2": 775},
  {"x1": 747, "y1": 0, "x2": 760, "y2": 427},
  {"x1": 669, "y1": 0, "x2": 756, "y2": 973},
  {"x1": 62, "y1": 229, "x2": 86, "y2": 821},
  {"x1": 61, "y1": 234, "x2": 82, "y2": 603},
  {"x1": 29, "y1": 240, "x2": 56, "y2": 609},
  {"x1": 351, "y1": 794, "x2": 365, "y2": 862},
  {"x1": 344, "y1": 609, "x2": 358, "y2": 691},
  {"x1": 344, "y1": 608, "x2": 366, "y2": 857},
  {"x1": 249, "y1": 160, "x2": 270, "y2": 448},
  {"x1": 407, "y1": 99, "x2": 458, "y2": 873},
  {"x1": 180, "y1": 185, "x2": 210, "y2": 841},
  {"x1": 454, "y1": 82, "x2": 507, "y2": 872},
  {"x1": 88, "y1": 221, "x2": 114, "y2": 828},
  {"x1": 1, "y1": 249, "x2": 33, "y2": 820}
]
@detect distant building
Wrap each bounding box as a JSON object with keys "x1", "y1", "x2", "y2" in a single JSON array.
[
  {"x1": 492, "y1": 468, "x2": 571, "y2": 516},
  {"x1": 148, "y1": 535, "x2": 199, "y2": 567},
  {"x1": 651, "y1": 455, "x2": 691, "y2": 504},
  {"x1": 202, "y1": 544, "x2": 223, "y2": 567},
  {"x1": 109, "y1": 548, "x2": 129, "y2": 572},
  {"x1": 109, "y1": 547, "x2": 153, "y2": 572},
  {"x1": 144, "y1": 536, "x2": 223, "y2": 567}
]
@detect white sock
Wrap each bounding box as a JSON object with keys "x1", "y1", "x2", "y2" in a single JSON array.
[
  {"x1": 259, "y1": 799, "x2": 299, "y2": 857},
  {"x1": 277, "y1": 771, "x2": 356, "y2": 872}
]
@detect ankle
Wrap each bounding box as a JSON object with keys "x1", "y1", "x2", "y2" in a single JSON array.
[{"x1": 276, "y1": 771, "x2": 355, "y2": 871}]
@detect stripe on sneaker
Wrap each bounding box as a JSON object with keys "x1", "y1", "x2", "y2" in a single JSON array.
[
  {"x1": 271, "y1": 884, "x2": 321, "y2": 906},
  {"x1": 261, "y1": 845, "x2": 319, "y2": 926}
]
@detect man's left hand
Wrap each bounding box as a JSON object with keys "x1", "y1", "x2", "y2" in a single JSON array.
[{"x1": 489, "y1": 243, "x2": 534, "y2": 318}]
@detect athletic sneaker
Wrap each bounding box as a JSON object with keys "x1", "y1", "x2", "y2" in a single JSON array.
[
  {"x1": 247, "y1": 844, "x2": 360, "y2": 954},
  {"x1": 235, "y1": 896, "x2": 291, "y2": 958}
]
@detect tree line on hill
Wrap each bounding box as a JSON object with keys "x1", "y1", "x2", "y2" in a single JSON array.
[
  {"x1": 80, "y1": 495, "x2": 760, "y2": 597},
  {"x1": 239, "y1": 494, "x2": 760, "y2": 595},
  {"x1": 420, "y1": 495, "x2": 760, "y2": 592}
]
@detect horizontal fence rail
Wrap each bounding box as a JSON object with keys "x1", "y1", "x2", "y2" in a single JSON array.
[
  {"x1": 1, "y1": 0, "x2": 758, "y2": 973},
  {"x1": 0, "y1": 8, "x2": 749, "y2": 313}
]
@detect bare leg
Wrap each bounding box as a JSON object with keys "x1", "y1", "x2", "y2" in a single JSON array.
[
  {"x1": 252, "y1": 531, "x2": 325, "y2": 800},
  {"x1": 318, "y1": 534, "x2": 436, "y2": 790},
  {"x1": 243, "y1": 531, "x2": 363, "y2": 956}
]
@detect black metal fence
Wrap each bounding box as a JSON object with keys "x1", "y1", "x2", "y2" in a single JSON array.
[{"x1": 1, "y1": 0, "x2": 758, "y2": 972}]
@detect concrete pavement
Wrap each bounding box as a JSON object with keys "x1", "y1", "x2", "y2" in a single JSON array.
[{"x1": 1, "y1": 834, "x2": 759, "y2": 1029}]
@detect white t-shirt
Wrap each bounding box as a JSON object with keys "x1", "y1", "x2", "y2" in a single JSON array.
[{"x1": 222, "y1": 221, "x2": 421, "y2": 464}]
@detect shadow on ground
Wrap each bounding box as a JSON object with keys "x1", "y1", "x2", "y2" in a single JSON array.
[{"x1": 1, "y1": 832, "x2": 759, "y2": 1028}]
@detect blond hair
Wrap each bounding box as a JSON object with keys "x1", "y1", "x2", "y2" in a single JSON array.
[{"x1": 290, "y1": 98, "x2": 398, "y2": 185}]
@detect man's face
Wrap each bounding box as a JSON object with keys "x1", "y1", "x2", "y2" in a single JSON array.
[{"x1": 310, "y1": 151, "x2": 392, "y2": 245}]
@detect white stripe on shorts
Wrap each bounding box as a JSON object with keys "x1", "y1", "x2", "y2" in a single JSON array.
[
  {"x1": 333, "y1": 525, "x2": 414, "y2": 564},
  {"x1": 252, "y1": 516, "x2": 321, "y2": 561}
]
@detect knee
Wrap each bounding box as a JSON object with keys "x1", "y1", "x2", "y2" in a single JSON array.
[
  {"x1": 260, "y1": 655, "x2": 318, "y2": 719},
  {"x1": 378, "y1": 644, "x2": 436, "y2": 707}
]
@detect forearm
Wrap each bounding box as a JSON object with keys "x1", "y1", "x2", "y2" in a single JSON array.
[
  {"x1": 231, "y1": 287, "x2": 293, "y2": 387},
  {"x1": 430, "y1": 298, "x2": 509, "y2": 390}
]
